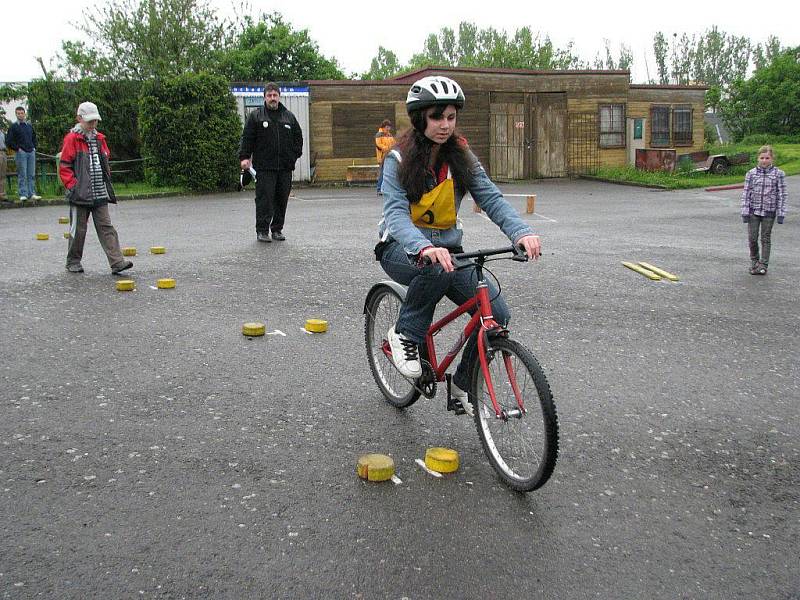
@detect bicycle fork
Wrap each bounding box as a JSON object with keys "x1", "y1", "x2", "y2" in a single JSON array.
[{"x1": 475, "y1": 283, "x2": 526, "y2": 421}]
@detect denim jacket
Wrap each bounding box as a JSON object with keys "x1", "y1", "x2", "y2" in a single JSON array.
[{"x1": 378, "y1": 149, "x2": 534, "y2": 256}]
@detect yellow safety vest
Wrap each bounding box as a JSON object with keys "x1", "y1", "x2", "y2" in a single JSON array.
[{"x1": 410, "y1": 171, "x2": 457, "y2": 230}]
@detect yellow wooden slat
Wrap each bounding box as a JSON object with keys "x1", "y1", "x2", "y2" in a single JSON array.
[
  {"x1": 622, "y1": 262, "x2": 661, "y2": 281},
  {"x1": 638, "y1": 262, "x2": 679, "y2": 281}
]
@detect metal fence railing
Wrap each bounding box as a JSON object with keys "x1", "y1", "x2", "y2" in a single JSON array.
[{"x1": 2, "y1": 152, "x2": 146, "y2": 199}]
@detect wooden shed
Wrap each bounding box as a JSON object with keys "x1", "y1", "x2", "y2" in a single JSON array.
[{"x1": 306, "y1": 66, "x2": 707, "y2": 182}]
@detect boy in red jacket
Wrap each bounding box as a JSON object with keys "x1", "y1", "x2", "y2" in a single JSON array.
[{"x1": 59, "y1": 102, "x2": 132, "y2": 274}]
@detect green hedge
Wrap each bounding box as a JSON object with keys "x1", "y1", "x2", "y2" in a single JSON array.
[
  {"x1": 139, "y1": 73, "x2": 241, "y2": 192},
  {"x1": 26, "y1": 79, "x2": 143, "y2": 179}
]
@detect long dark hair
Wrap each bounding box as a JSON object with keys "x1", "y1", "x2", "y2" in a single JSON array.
[{"x1": 396, "y1": 106, "x2": 473, "y2": 203}]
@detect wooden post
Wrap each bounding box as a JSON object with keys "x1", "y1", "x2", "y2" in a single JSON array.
[{"x1": 526, "y1": 194, "x2": 536, "y2": 214}]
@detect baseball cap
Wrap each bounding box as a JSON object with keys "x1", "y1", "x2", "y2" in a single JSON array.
[{"x1": 77, "y1": 102, "x2": 102, "y2": 121}]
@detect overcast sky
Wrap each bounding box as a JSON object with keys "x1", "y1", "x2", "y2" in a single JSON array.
[{"x1": 1, "y1": 0, "x2": 797, "y2": 84}]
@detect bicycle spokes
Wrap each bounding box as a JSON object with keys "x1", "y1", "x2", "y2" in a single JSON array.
[{"x1": 471, "y1": 337, "x2": 559, "y2": 492}]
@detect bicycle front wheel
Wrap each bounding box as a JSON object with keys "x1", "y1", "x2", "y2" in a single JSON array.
[
  {"x1": 364, "y1": 286, "x2": 421, "y2": 408},
  {"x1": 470, "y1": 336, "x2": 558, "y2": 492}
]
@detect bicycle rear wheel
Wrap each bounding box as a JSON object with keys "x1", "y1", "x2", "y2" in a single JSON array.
[
  {"x1": 364, "y1": 286, "x2": 421, "y2": 408},
  {"x1": 470, "y1": 336, "x2": 558, "y2": 492}
]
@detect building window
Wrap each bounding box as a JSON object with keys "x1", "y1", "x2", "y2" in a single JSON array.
[
  {"x1": 672, "y1": 106, "x2": 693, "y2": 145},
  {"x1": 650, "y1": 106, "x2": 670, "y2": 146},
  {"x1": 599, "y1": 104, "x2": 625, "y2": 148}
]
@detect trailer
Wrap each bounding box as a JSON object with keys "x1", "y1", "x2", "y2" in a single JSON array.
[{"x1": 678, "y1": 150, "x2": 750, "y2": 175}]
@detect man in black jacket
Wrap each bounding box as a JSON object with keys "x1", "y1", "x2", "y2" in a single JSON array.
[
  {"x1": 238, "y1": 83, "x2": 303, "y2": 242},
  {"x1": 6, "y1": 106, "x2": 41, "y2": 201}
]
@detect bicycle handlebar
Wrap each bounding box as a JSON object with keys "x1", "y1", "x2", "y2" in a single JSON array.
[
  {"x1": 421, "y1": 244, "x2": 528, "y2": 267},
  {"x1": 452, "y1": 245, "x2": 528, "y2": 262}
]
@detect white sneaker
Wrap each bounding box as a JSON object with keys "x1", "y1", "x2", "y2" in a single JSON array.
[
  {"x1": 387, "y1": 325, "x2": 422, "y2": 378},
  {"x1": 31, "y1": 194, "x2": 42, "y2": 200},
  {"x1": 451, "y1": 383, "x2": 474, "y2": 417},
  {"x1": 19, "y1": 196, "x2": 28, "y2": 201}
]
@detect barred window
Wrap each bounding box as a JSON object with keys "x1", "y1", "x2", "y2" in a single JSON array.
[
  {"x1": 599, "y1": 104, "x2": 625, "y2": 148},
  {"x1": 650, "y1": 106, "x2": 670, "y2": 146},
  {"x1": 672, "y1": 106, "x2": 693, "y2": 145}
]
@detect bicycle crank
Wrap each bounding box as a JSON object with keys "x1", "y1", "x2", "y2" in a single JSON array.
[{"x1": 416, "y1": 360, "x2": 437, "y2": 399}]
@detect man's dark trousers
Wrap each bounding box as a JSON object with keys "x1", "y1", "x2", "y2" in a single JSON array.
[{"x1": 255, "y1": 170, "x2": 292, "y2": 234}]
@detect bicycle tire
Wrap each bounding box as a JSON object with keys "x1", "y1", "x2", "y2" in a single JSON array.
[
  {"x1": 364, "y1": 286, "x2": 421, "y2": 408},
  {"x1": 469, "y1": 336, "x2": 558, "y2": 492}
]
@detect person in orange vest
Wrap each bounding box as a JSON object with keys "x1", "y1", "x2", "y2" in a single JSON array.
[{"x1": 375, "y1": 119, "x2": 395, "y2": 196}]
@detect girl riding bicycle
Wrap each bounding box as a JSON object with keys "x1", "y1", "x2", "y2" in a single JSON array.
[{"x1": 376, "y1": 75, "x2": 541, "y2": 403}]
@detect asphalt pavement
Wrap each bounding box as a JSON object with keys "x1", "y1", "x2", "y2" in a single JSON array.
[{"x1": 1, "y1": 178, "x2": 798, "y2": 599}]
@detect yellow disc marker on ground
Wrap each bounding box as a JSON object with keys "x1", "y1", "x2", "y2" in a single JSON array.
[
  {"x1": 58, "y1": 216, "x2": 69, "y2": 224},
  {"x1": 357, "y1": 454, "x2": 395, "y2": 482},
  {"x1": 638, "y1": 262, "x2": 679, "y2": 282},
  {"x1": 622, "y1": 262, "x2": 661, "y2": 281},
  {"x1": 116, "y1": 280, "x2": 135, "y2": 291},
  {"x1": 122, "y1": 247, "x2": 137, "y2": 256},
  {"x1": 304, "y1": 319, "x2": 328, "y2": 333},
  {"x1": 36, "y1": 233, "x2": 49, "y2": 240},
  {"x1": 150, "y1": 246, "x2": 166, "y2": 254},
  {"x1": 242, "y1": 322, "x2": 266, "y2": 337},
  {"x1": 157, "y1": 278, "x2": 176, "y2": 289},
  {"x1": 63, "y1": 232, "x2": 71, "y2": 239},
  {"x1": 424, "y1": 447, "x2": 460, "y2": 473}
]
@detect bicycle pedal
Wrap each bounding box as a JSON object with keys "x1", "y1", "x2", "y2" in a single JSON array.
[{"x1": 447, "y1": 397, "x2": 467, "y2": 416}]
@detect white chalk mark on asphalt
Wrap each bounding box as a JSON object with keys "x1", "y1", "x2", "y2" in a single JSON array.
[
  {"x1": 415, "y1": 458, "x2": 443, "y2": 478},
  {"x1": 477, "y1": 208, "x2": 557, "y2": 223},
  {"x1": 532, "y1": 213, "x2": 557, "y2": 222},
  {"x1": 390, "y1": 474, "x2": 403, "y2": 485},
  {"x1": 300, "y1": 328, "x2": 313, "y2": 335},
  {"x1": 266, "y1": 330, "x2": 286, "y2": 337}
]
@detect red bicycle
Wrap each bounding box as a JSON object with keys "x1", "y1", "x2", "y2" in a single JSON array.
[{"x1": 364, "y1": 245, "x2": 559, "y2": 492}]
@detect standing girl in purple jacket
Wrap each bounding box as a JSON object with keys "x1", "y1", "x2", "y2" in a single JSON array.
[{"x1": 741, "y1": 145, "x2": 787, "y2": 275}]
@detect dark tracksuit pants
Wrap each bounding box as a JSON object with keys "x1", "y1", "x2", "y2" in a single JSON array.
[
  {"x1": 748, "y1": 215, "x2": 775, "y2": 266},
  {"x1": 255, "y1": 170, "x2": 292, "y2": 234}
]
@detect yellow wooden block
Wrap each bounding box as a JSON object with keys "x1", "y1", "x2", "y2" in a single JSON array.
[
  {"x1": 304, "y1": 319, "x2": 328, "y2": 333},
  {"x1": 357, "y1": 454, "x2": 395, "y2": 481},
  {"x1": 157, "y1": 278, "x2": 176, "y2": 289},
  {"x1": 150, "y1": 246, "x2": 166, "y2": 254},
  {"x1": 638, "y1": 262, "x2": 679, "y2": 281},
  {"x1": 424, "y1": 447, "x2": 459, "y2": 473},
  {"x1": 122, "y1": 247, "x2": 137, "y2": 256},
  {"x1": 242, "y1": 322, "x2": 266, "y2": 336},
  {"x1": 36, "y1": 233, "x2": 49, "y2": 240},
  {"x1": 58, "y1": 216, "x2": 69, "y2": 224},
  {"x1": 63, "y1": 232, "x2": 71, "y2": 239},
  {"x1": 116, "y1": 280, "x2": 135, "y2": 291},
  {"x1": 622, "y1": 262, "x2": 661, "y2": 281}
]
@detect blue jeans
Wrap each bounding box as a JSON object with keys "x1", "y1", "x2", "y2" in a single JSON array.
[
  {"x1": 16, "y1": 150, "x2": 36, "y2": 197},
  {"x1": 379, "y1": 240, "x2": 510, "y2": 390},
  {"x1": 376, "y1": 162, "x2": 384, "y2": 193}
]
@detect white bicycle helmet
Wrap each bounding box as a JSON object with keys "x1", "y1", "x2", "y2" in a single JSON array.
[{"x1": 406, "y1": 76, "x2": 465, "y2": 113}]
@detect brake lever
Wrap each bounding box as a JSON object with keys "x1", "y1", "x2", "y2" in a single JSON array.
[
  {"x1": 512, "y1": 245, "x2": 529, "y2": 262},
  {"x1": 452, "y1": 256, "x2": 474, "y2": 270},
  {"x1": 422, "y1": 255, "x2": 474, "y2": 270}
]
